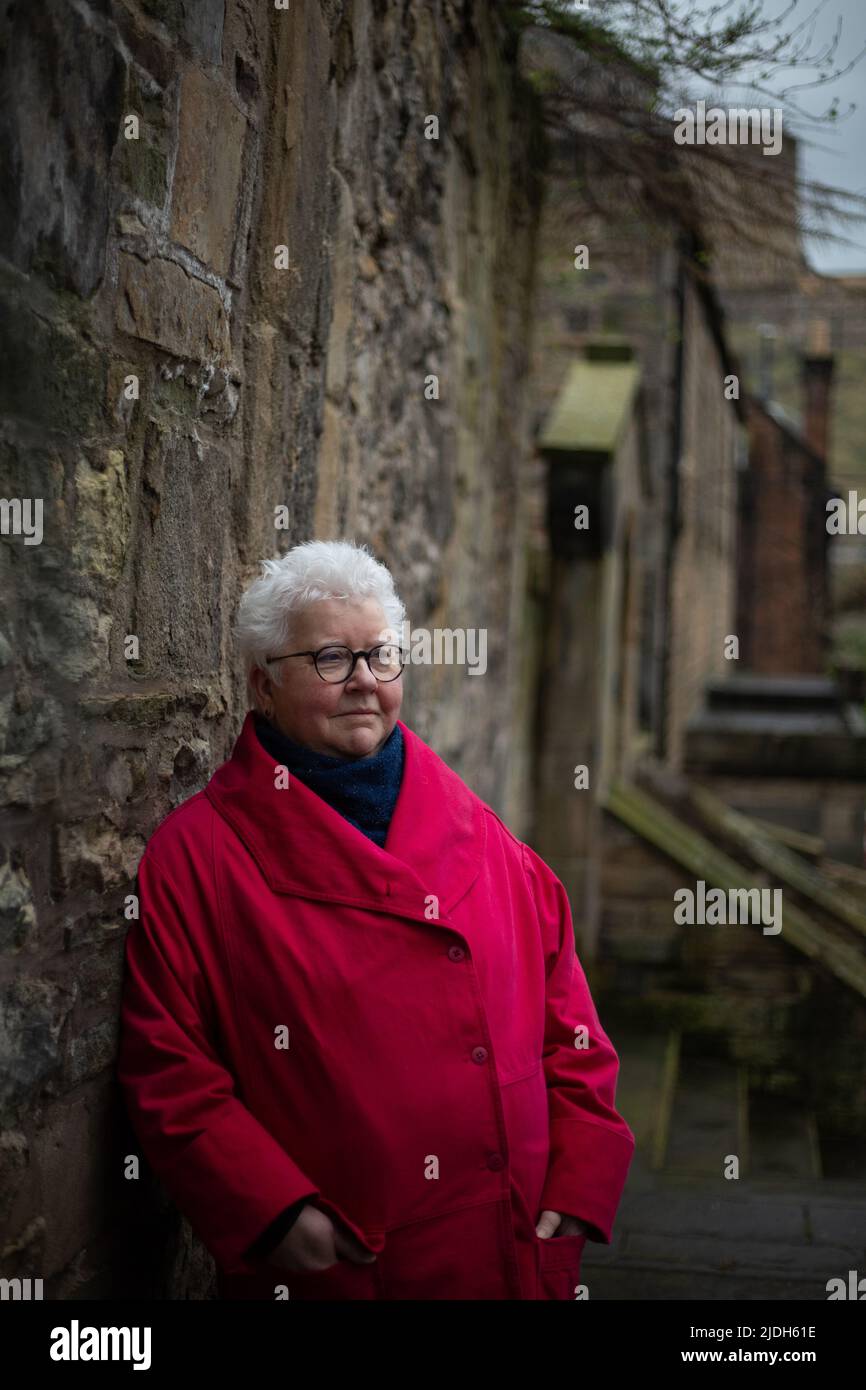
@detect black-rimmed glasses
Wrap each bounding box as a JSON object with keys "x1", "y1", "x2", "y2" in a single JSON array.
[{"x1": 265, "y1": 643, "x2": 407, "y2": 684}]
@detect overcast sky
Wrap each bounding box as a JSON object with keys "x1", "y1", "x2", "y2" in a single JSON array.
[
  {"x1": 597, "y1": 0, "x2": 866, "y2": 272},
  {"x1": 709, "y1": 0, "x2": 866, "y2": 273}
]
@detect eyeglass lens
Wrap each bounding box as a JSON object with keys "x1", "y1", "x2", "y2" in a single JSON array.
[{"x1": 315, "y1": 645, "x2": 403, "y2": 681}]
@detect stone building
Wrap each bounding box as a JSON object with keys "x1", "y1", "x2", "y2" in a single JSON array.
[
  {"x1": 528, "y1": 137, "x2": 747, "y2": 940},
  {"x1": 711, "y1": 136, "x2": 866, "y2": 683},
  {"x1": 737, "y1": 373, "x2": 832, "y2": 677},
  {"x1": 532, "y1": 340, "x2": 646, "y2": 956},
  {"x1": 523, "y1": 40, "x2": 866, "y2": 1294},
  {"x1": 0, "y1": 0, "x2": 546, "y2": 1298}
]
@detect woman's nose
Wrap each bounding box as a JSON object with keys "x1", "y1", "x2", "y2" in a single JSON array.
[{"x1": 346, "y1": 657, "x2": 379, "y2": 691}]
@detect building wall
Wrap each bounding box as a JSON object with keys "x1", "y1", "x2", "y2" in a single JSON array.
[
  {"x1": 532, "y1": 550, "x2": 605, "y2": 953},
  {"x1": 529, "y1": 172, "x2": 681, "y2": 515},
  {"x1": 739, "y1": 403, "x2": 828, "y2": 673},
  {"x1": 0, "y1": 0, "x2": 544, "y2": 1297},
  {"x1": 598, "y1": 411, "x2": 649, "y2": 791},
  {"x1": 666, "y1": 278, "x2": 741, "y2": 768},
  {"x1": 528, "y1": 150, "x2": 684, "y2": 784}
]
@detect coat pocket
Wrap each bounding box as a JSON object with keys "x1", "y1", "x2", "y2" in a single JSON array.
[
  {"x1": 535, "y1": 1232, "x2": 586, "y2": 1300},
  {"x1": 313, "y1": 1193, "x2": 385, "y2": 1256},
  {"x1": 222, "y1": 1193, "x2": 386, "y2": 1300}
]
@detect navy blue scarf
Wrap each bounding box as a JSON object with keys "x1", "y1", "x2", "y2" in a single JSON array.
[{"x1": 253, "y1": 712, "x2": 404, "y2": 849}]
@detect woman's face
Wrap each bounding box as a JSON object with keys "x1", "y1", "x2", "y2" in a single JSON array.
[{"x1": 253, "y1": 597, "x2": 404, "y2": 759}]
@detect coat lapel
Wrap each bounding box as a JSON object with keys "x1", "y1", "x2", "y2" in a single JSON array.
[{"x1": 205, "y1": 712, "x2": 485, "y2": 923}]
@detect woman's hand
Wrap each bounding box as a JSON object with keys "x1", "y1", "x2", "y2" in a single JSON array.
[
  {"x1": 535, "y1": 1209, "x2": 593, "y2": 1239},
  {"x1": 264, "y1": 1202, "x2": 378, "y2": 1273}
]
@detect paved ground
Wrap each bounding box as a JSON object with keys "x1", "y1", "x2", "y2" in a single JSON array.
[{"x1": 582, "y1": 1150, "x2": 866, "y2": 1300}]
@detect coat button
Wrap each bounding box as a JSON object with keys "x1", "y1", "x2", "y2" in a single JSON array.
[
  {"x1": 448, "y1": 945, "x2": 465, "y2": 962},
  {"x1": 487, "y1": 1152, "x2": 505, "y2": 1171},
  {"x1": 471, "y1": 1046, "x2": 488, "y2": 1064}
]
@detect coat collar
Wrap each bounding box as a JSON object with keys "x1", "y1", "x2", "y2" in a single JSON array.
[{"x1": 205, "y1": 711, "x2": 486, "y2": 924}]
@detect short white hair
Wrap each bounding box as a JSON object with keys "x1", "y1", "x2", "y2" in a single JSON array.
[{"x1": 234, "y1": 539, "x2": 407, "y2": 706}]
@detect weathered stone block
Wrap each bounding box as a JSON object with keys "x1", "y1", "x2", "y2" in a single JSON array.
[
  {"x1": 72, "y1": 451, "x2": 131, "y2": 584},
  {"x1": 0, "y1": 976, "x2": 70, "y2": 1118},
  {"x1": 324, "y1": 171, "x2": 355, "y2": 401},
  {"x1": 53, "y1": 818, "x2": 145, "y2": 897},
  {"x1": 63, "y1": 912, "x2": 127, "y2": 955},
  {"x1": 118, "y1": 141, "x2": 168, "y2": 210},
  {"x1": 0, "y1": 1130, "x2": 29, "y2": 1228},
  {"x1": 129, "y1": 422, "x2": 227, "y2": 678},
  {"x1": 26, "y1": 590, "x2": 111, "y2": 683},
  {"x1": 78, "y1": 687, "x2": 220, "y2": 726},
  {"x1": 153, "y1": 359, "x2": 240, "y2": 427},
  {"x1": 117, "y1": 65, "x2": 171, "y2": 208},
  {"x1": 0, "y1": 301, "x2": 106, "y2": 435},
  {"x1": 32, "y1": 1084, "x2": 113, "y2": 1276},
  {"x1": 256, "y1": 0, "x2": 333, "y2": 332},
  {"x1": 0, "y1": 694, "x2": 66, "y2": 810},
  {"x1": 161, "y1": 738, "x2": 212, "y2": 803},
  {"x1": 106, "y1": 356, "x2": 145, "y2": 436},
  {"x1": 104, "y1": 754, "x2": 134, "y2": 805},
  {"x1": 0, "y1": 0, "x2": 125, "y2": 297},
  {"x1": 115, "y1": 253, "x2": 231, "y2": 362},
  {"x1": 139, "y1": 0, "x2": 225, "y2": 66},
  {"x1": 66, "y1": 1018, "x2": 120, "y2": 1088},
  {"x1": 0, "y1": 858, "x2": 36, "y2": 953},
  {"x1": 0, "y1": 440, "x2": 67, "y2": 580},
  {"x1": 171, "y1": 68, "x2": 247, "y2": 276}
]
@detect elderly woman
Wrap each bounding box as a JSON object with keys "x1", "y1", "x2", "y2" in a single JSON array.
[{"x1": 117, "y1": 539, "x2": 634, "y2": 1300}]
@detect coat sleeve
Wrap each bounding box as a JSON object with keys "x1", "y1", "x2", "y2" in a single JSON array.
[
  {"x1": 245, "y1": 1198, "x2": 310, "y2": 1261},
  {"x1": 522, "y1": 843, "x2": 635, "y2": 1244},
  {"x1": 117, "y1": 848, "x2": 319, "y2": 1274}
]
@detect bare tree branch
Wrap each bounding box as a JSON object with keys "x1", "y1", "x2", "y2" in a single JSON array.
[{"x1": 505, "y1": 0, "x2": 866, "y2": 267}]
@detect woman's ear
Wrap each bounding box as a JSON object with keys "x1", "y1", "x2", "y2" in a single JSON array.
[{"x1": 250, "y1": 664, "x2": 274, "y2": 717}]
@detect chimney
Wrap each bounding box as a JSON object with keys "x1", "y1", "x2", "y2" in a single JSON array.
[
  {"x1": 756, "y1": 322, "x2": 777, "y2": 400},
  {"x1": 801, "y1": 317, "x2": 834, "y2": 461}
]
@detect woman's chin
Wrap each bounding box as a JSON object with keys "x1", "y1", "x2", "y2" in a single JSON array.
[{"x1": 331, "y1": 722, "x2": 383, "y2": 758}]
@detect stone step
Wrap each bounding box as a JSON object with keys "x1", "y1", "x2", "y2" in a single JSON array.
[
  {"x1": 612, "y1": 1029, "x2": 861, "y2": 1187},
  {"x1": 663, "y1": 1052, "x2": 743, "y2": 1178},
  {"x1": 820, "y1": 1131, "x2": 866, "y2": 1181},
  {"x1": 748, "y1": 1091, "x2": 822, "y2": 1181},
  {"x1": 608, "y1": 1028, "x2": 671, "y2": 1156}
]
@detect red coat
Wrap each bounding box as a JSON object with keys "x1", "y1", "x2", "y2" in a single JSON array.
[{"x1": 117, "y1": 711, "x2": 634, "y2": 1299}]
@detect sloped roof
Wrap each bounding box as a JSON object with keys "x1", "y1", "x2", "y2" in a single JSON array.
[{"x1": 538, "y1": 358, "x2": 640, "y2": 456}]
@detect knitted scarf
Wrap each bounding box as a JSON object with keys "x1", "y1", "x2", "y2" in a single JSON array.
[{"x1": 252, "y1": 711, "x2": 404, "y2": 849}]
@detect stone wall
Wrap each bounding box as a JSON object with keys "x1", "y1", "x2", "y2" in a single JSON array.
[
  {"x1": 0, "y1": 0, "x2": 544, "y2": 1297},
  {"x1": 665, "y1": 275, "x2": 741, "y2": 770}
]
